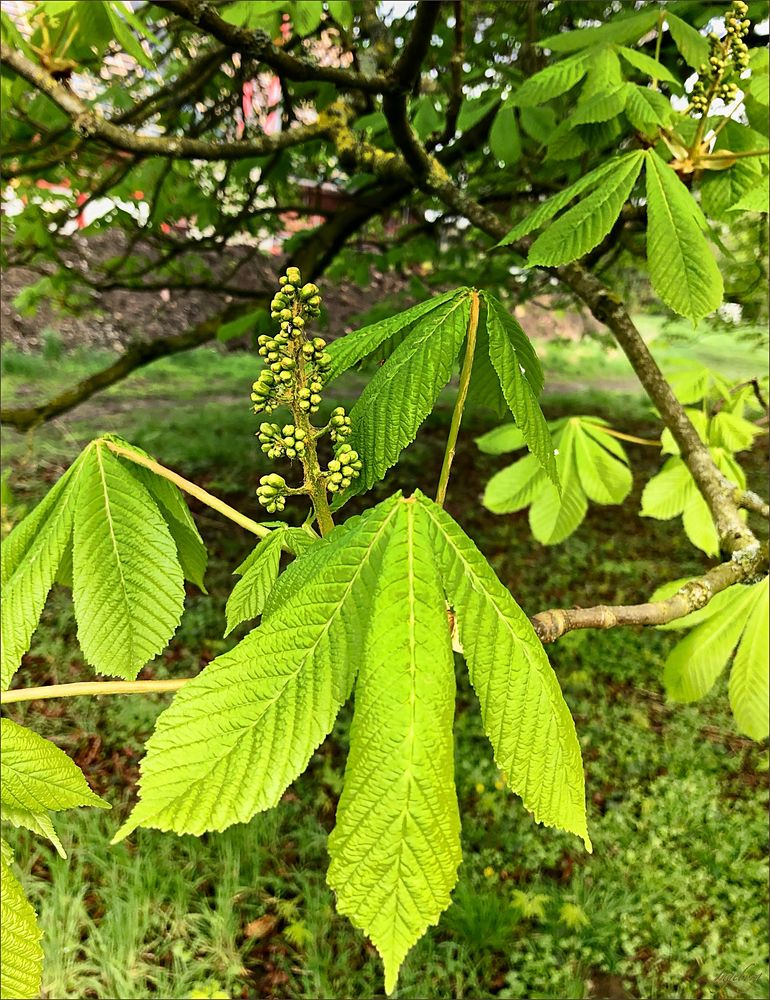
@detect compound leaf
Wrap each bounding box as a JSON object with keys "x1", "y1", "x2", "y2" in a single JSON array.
[
  {"x1": 114, "y1": 498, "x2": 399, "y2": 841},
  {"x1": 328, "y1": 501, "x2": 461, "y2": 995},
  {"x1": 417, "y1": 494, "x2": 590, "y2": 850},
  {"x1": 645, "y1": 151, "x2": 723, "y2": 322},
  {"x1": 0, "y1": 840, "x2": 43, "y2": 1000},
  {"x1": 73, "y1": 443, "x2": 185, "y2": 679}
]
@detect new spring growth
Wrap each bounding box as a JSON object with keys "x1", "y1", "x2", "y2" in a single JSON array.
[
  {"x1": 691, "y1": 0, "x2": 750, "y2": 113},
  {"x1": 251, "y1": 268, "x2": 362, "y2": 517}
]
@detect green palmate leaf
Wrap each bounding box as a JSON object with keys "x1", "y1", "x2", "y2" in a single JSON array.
[
  {"x1": 484, "y1": 454, "x2": 546, "y2": 514},
  {"x1": 73, "y1": 443, "x2": 185, "y2": 679},
  {"x1": 644, "y1": 151, "x2": 723, "y2": 322},
  {"x1": 490, "y1": 104, "x2": 521, "y2": 165},
  {"x1": 497, "y1": 155, "x2": 627, "y2": 245},
  {"x1": 0, "y1": 840, "x2": 43, "y2": 1000},
  {"x1": 512, "y1": 52, "x2": 589, "y2": 107},
  {"x1": 114, "y1": 498, "x2": 400, "y2": 841},
  {"x1": 663, "y1": 583, "x2": 761, "y2": 703},
  {"x1": 710, "y1": 410, "x2": 761, "y2": 452},
  {"x1": 484, "y1": 297, "x2": 555, "y2": 484},
  {"x1": 224, "y1": 528, "x2": 284, "y2": 635},
  {"x1": 346, "y1": 292, "x2": 472, "y2": 496},
  {"x1": 538, "y1": 10, "x2": 658, "y2": 53},
  {"x1": 729, "y1": 577, "x2": 769, "y2": 741},
  {"x1": 666, "y1": 12, "x2": 709, "y2": 69},
  {"x1": 623, "y1": 84, "x2": 674, "y2": 135},
  {"x1": 728, "y1": 176, "x2": 769, "y2": 213},
  {"x1": 528, "y1": 150, "x2": 644, "y2": 266},
  {"x1": 1, "y1": 455, "x2": 84, "y2": 691},
  {"x1": 328, "y1": 502, "x2": 461, "y2": 995},
  {"x1": 570, "y1": 85, "x2": 629, "y2": 125},
  {"x1": 326, "y1": 288, "x2": 462, "y2": 382},
  {"x1": 417, "y1": 494, "x2": 590, "y2": 849},
  {"x1": 618, "y1": 46, "x2": 680, "y2": 86}
]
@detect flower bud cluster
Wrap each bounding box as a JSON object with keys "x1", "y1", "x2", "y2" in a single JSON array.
[
  {"x1": 691, "y1": 1, "x2": 749, "y2": 113},
  {"x1": 329, "y1": 406, "x2": 352, "y2": 442},
  {"x1": 257, "y1": 473, "x2": 288, "y2": 513},
  {"x1": 258, "y1": 422, "x2": 307, "y2": 460},
  {"x1": 326, "y1": 443, "x2": 362, "y2": 494}
]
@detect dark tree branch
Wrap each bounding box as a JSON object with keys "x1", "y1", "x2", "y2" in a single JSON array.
[
  {"x1": 151, "y1": 0, "x2": 392, "y2": 94},
  {"x1": 0, "y1": 43, "x2": 326, "y2": 163}
]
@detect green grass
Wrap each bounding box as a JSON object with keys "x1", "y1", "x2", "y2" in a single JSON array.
[{"x1": 1, "y1": 337, "x2": 768, "y2": 1000}]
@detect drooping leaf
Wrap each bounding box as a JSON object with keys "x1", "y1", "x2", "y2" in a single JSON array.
[
  {"x1": 326, "y1": 289, "x2": 463, "y2": 382},
  {"x1": 729, "y1": 577, "x2": 769, "y2": 740},
  {"x1": 72, "y1": 443, "x2": 185, "y2": 679},
  {"x1": 224, "y1": 528, "x2": 284, "y2": 635},
  {"x1": 484, "y1": 297, "x2": 556, "y2": 484},
  {"x1": 346, "y1": 292, "x2": 472, "y2": 496},
  {"x1": 644, "y1": 150, "x2": 723, "y2": 322},
  {"x1": 497, "y1": 155, "x2": 629, "y2": 245},
  {"x1": 417, "y1": 494, "x2": 591, "y2": 850},
  {"x1": 490, "y1": 104, "x2": 521, "y2": 165},
  {"x1": 0, "y1": 840, "x2": 43, "y2": 1000},
  {"x1": 618, "y1": 47, "x2": 680, "y2": 86},
  {"x1": 328, "y1": 501, "x2": 461, "y2": 995},
  {"x1": 511, "y1": 52, "x2": 589, "y2": 107},
  {"x1": 527, "y1": 150, "x2": 644, "y2": 266},
  {"x1": 113, "y1": 498, "x2": 400, "y2": 841},
  {"x1": 1, "y1": 456, "x2": 84, "y2": 691}
]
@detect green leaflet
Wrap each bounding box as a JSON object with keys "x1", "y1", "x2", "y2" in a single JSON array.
[
  {"x1": 538, "y1": 10, "x2": 658, "y2": 53},
  {"x1": 497, "y1": 155, "x2": 628, "y2": 245},
  {"x1": 569, "y1": 85, "x2": 629, "y2": 125},
  {"x1": 665, "y1": 12, "x2": 709, "y2": 69},
  {"x1": 528, "y1": 150, "x2": 644, "y2": 267},
  {"x1": 641, "y1": 456, "x2": 694, "y2": 520},
  {"x1": 121, "y1": 453, "x2": 208, "y2": 592},
  {"x1": 327, "y1": 502, "x2": 461, "y2": 995},
  {"x1": 224, "y1": 528, "x2": 285, "y2": 635},
  {"x1": 416, "y1": 493, "x2": 591, "y2": 850},
  {"x1": 0, "y1": 840, "x2": 43, "y2": 1000},
  {"x1": 644, "y1": 150, "x2": 723, "y2": 323},
  {"x1": 490, "y1": 104, "x2": 521, "y2": 165},
  {"x1": 345, "y1": 292, "x2": 472, "y2": 496},
  {"x1": 73, "y1": 443, "x2": 186, "y2": 679},
  {"x1": 325, "y1": 288, "x2": 462, "y2": 382},
  {"x1": 113, "y1": 498, "x2": 400, "y2": 841},
  {"x1": 511, "y1": 51, "x2": 589, "y2": 107},
  {"x1": 579, "y1": 46, "x2": 623, "y2": 100},
  {"x1": 1, "y1": 455, "x2": 84, "y2": 691},
  {"x1": 729, "y1": 577, "x2": 769, "y2": 741},
  {"x1": 482, "y1": 417, "x2": 631, "y2": 543},
  {"x1": 484, "y1": 296, "x2": 556, "y2": 485},
  {"x1": 0, "y1": 718, "x2": 109, "y2": 858},
  {"x1": 663, "y1": 581, "x2": 762, "y2": 701},
  {"x1": 624, "y1": 84, "x2": 674, "y2": 135},
  {"x1": 617, "y1": 46, "x2": 680, "y2": 87},
  {"x1": 727, "y1": 177, "x2": 769, "y2": 213}
]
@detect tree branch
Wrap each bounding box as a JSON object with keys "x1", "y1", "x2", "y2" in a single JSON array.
[
  {"x1": 0, "y1": 42, "x2": 325, "y2": 162},
  {"x1": 152, "y1": 0, "x2": 392, "y2": 94},
  {"x1": 531, "y1": 543, "x2": 768, "y2": 642}
]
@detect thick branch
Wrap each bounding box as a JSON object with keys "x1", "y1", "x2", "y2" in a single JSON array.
[
  {"x1": 0, "y1": 43, "x2": 325, "y2": 162},
  {"x1": 531, "y1": 544, "x2": 767, "y2": 643},
  {"x1": 153, "y1": 0, "x2": 391, "y2": 94}
]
